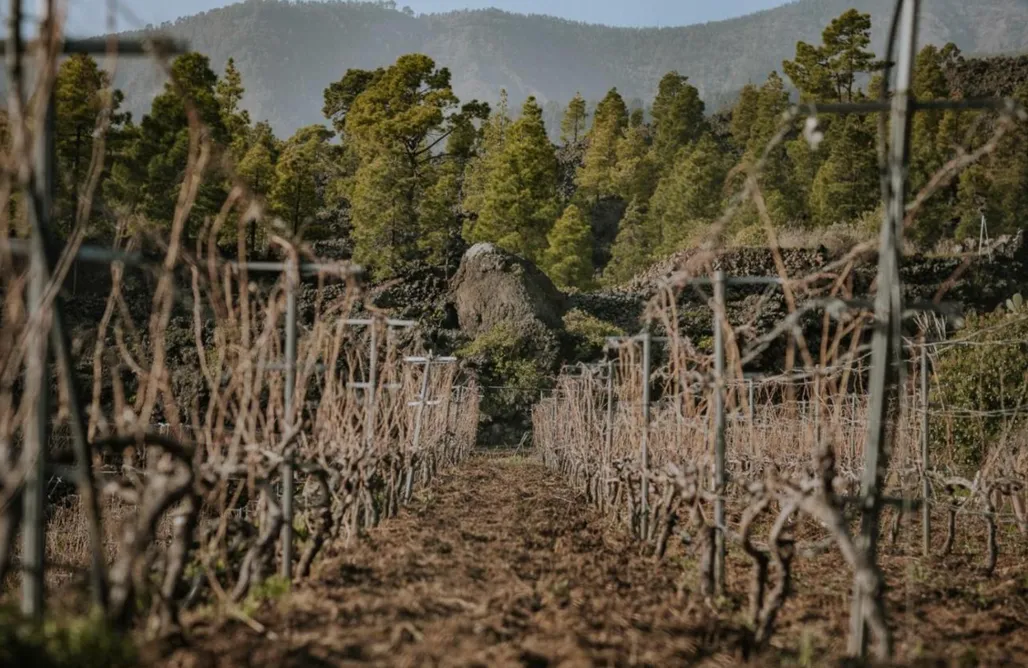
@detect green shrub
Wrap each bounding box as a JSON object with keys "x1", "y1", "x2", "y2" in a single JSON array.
[
  {"x1": 931, "y1": 294, "x2": 1028, "y2": 467},
  {"x1": 561, "y1": 309, "x2": 624, "y2": 362},
  {"x1": 460, "y1": 320, "x2": 557, "y2": 422}
]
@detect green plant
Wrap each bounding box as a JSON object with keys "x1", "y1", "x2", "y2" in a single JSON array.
[
  {"x1": 931, "y1": 296, "x2": 1028, "y2": 467},
  {"x1": 0, "y1": 607, "x2": 136, "y2": 668},
  {"x1": 460, "y1": 320, "x2": 557, "y2": 422},
  {"x1": 561, "y1": 309, "x2": 623, "y2": 362},
  {"x1": 242, "y1": 575, "x2": 291, "y2": 616}
]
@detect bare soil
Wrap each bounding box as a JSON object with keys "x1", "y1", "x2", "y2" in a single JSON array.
[{"x1": 152, "y1": 453, "x2": 1028, "y2": 667}]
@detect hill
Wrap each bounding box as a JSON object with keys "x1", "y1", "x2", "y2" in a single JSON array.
[{"x1": 111, "y1": 0, "x2": 1028, "y2": 135}]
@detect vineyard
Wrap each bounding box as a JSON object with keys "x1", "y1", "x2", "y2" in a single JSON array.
[{"x1": 1, "y1": 0, "x2": 1028, "y2": 666}]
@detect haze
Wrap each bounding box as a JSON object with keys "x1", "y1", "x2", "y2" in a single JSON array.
[{"x1": 65, "y1": 0, "x2": 790, "y2": 36}]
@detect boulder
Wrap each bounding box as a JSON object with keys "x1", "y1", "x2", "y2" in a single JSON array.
[{"x1": 450, "y1": 243, "x2": 566, "y2": 336}]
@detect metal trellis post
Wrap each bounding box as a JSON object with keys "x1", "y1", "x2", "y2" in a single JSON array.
[
  {"x1": 849, "y1": 0, "x2": 919, "y2": 657},
  {"x1": 403, "y1": 353, "x2": 457, "y2": 500},
  {"x1": 3, "y1": 2, "x2": 188, "y2": 617},
  {"x1": 604, "y1": 359, "x2": 615, "y2": 512},
  {"x1": 713, "y1": 270, "x2": 727, "y2": 597},
  {"x1": 280, "y1": 260, "x2": 298, "y2": 581},
  {"x1": 639, "y1": 330, "x2": 651, "y2": 541},
  {"x1": 920, "y1": 341, "x2": 931, "y2": 557}
]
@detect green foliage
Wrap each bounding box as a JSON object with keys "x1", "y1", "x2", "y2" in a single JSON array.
[
  {"x1": 954, "y1": 85, "x2": 1028, "y2": 240},
  {"x1": 0, "y1": 607, "x2": 136, "y2": 668},
  {"x1": 560, "y1": 92, "x2": 589, "y2": 145},
  {"x1": 809, "y1": 116, "x2": 879, "y2": 226},
  {"x1": 575, "y1": 88, "x2": 628, "y2": 204},
  {"x1": 124, "y1": 52, "x2": 228, "y2": 233},
  {"x1": 237, "y1": 120, "x2": 280, "y2": 249},
  {"x1": 54, "y1": 54, "x2": 126, "y2": 236},
  {"x1": 463, "y1": 96, "x2": 559, "y2": 263},
  {"x1": 650, "y1": 134, "x2": 732, "y2": 252},
  {"x1": 783, "y1": 9, "x2": 876, "y2": 103},
  {"x1": 562, "y1": 308, "x2": 623, "y2": 362},
  {"x1": 216, "y1": 58, "x2": 252, "y2": 160},
  {"x1": 603, "y1": 198, "x2": 654, "y2": 286},
  {"x1": 729, "y1": 83, "x2": 760, "y2": 151},
  {"x1": 931, "y1": 298, "x2": 1028, "y2": 467},
  {"x1": 242, "y1": 575, "x2": 291, "y2": 616},
  {"x1": 650, "y1": 71, "x2": 706, "y2": 169},
  {"x1": 269, "y1": 124, "x2": 333, "y2": 235},
  {"x1": 460, "y1": 321, "x2": 555, "y2": 422},
  {"x1": 612, "y1": 119, "x2": 657, "y2": 204},
  {"x1": 335, "y1": 54, "x2": 489, "y2": 276},
  {"x1": 542, "y1": 204, "x2": 594, "y2": 290}
]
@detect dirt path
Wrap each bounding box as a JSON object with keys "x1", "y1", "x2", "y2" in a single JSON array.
[
  {"x1": 155, "y1": 453, "x2": 1028, "y2": 667},
  {"x1": 157, "y1": 454, "x2": 739, "y2": 667}
]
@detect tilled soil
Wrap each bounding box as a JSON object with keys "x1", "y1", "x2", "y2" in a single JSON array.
[
  {"x1": 155, "y1": 454, "x2": 1028, "y2": 667},
  {"x1": 156, "y1": 454, "x2": 741, "y2": 667}
]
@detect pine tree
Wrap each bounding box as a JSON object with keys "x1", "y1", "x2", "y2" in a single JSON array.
[
  {"x1": 463, "y1": 89, "x2": 511, "y2": 229},
  {"x1": 417, "y1": 160, "x2": 462, "y2": 270},
  {"x1": 593, "y1": 88, "x2": 629, "y2": 134},
  {"x1": 542, "y1": 204, "x2": 594, "y2": 289},
  {"x1": 737, "y1": 71, "x2": 803, "y2": 229},
  {"x1": 612, "y1": 121, "x2": 657, "y2": 204},
  {"x1": 216, "y1": 58, "x2": 251, "y2": 158},
  {"x1": 821, "y1": 9, "x2": 876, "y2": 102},
  {"x1": 809, "y1": 116, "x2": 879, "y2": 225},
  {"x1": 269, "y1": 125, "x2": 332, "y2": 235},
  {"x1": 350, "y1": 149, "x2": 417, "y2": 277},
  {"x1": 730, "y1": 83, "x2": 760, "y2": 152},
  {"x1": 604, "y1": 199, "x2": 654, "y2": 285},
  {"x1": 54, "y1": 54, "x2": 125, "y2": 235},
  {"x1": 331, "y1": 54, "x2": 488, "y2": 275},
  {"x1": 783, "y1": 10, "x2": 875, "y2": 103},
  {"x1": 650, "y1": 71, "x2": 706, "y2": 168},
  {"x1": 237, "y1": 121, "x2": 280, "y2": 250},
  {"x1": 955, "y1": 85, "x2": 1028, "y2": 239},
  {"x1": 747, "y1": 72, "x2": 791, "y2": 156},
  {"x1": 650, "y1": 135, "x2": 731, "y2": 252},
  {"x1": 908, "y1": 44, "x2": 957, "y2": 247},
  {"x1": 560, "y1": 92, "x2": 589, "y2": 145},
  {"x1": 129, "y1": 52, "x2": 227, "y2": 233},
  {"x1": 464, "y1": 96, "x2": 560, "y2": 262}
]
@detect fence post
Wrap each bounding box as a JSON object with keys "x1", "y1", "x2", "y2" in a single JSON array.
[
  {"x1": 280, "y1": 260, "x2": 298, "y2": 581},
  {"x1": 747, "y1": 378, "x2": 755, "y2": 425},
  {"x1": 920, "y1": 340, "x2": 931, "y2": 557},
  {"x1": 406, "y1": 354, "x2": 434, "y2": 500},
  {"x1": 365, "y1": 320, "x2": 379, "y2": 450},
  {"x1": 19, "y1": 0, "x2": 57, "y2": 618},
  {"x1": 639, "y1": 330, "x2": 651, "y2": 542},
  {"x1": 713, "y1": 270, "x2": 727, "y2": 597},
  {"x1": 849, "y1": 0, "x2": 918, "y2": 658},
  {"x1": 604, "y1": 360, "x2": 615, "y2": 512}
]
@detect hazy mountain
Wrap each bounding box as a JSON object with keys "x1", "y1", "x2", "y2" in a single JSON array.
[{"x1": 111, "y1": 0, "x2": 1028, "y2": 136}]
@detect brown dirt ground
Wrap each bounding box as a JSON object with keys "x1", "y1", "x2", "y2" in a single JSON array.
[{"x1": 151, "y1": 453, "x2": 1028, "y2": 668}]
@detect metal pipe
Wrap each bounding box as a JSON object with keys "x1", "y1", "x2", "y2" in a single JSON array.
[
  {"x1": 406, "y1": 355, "x2": 434, "y2": 500},
  {"x1": 280, "y1": 263, "x2": 297, "y2": 581},
  {"x1": 365, "y1": 321, "x2": 378, "y2": 450},
  {"x1": 850, "y1": 0, "x2": 919, "y2": 659},
  {"x1": 920, "y1": 342, "x2": 931, "y2": 557},
  {"x1": 713, "y1": 270, "x2": 727, "y2": 596},
  {"x1": 639, "y1": 331, "x2": 651, "y2": 542}
]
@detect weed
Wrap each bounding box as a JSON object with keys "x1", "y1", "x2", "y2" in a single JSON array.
[{"x1": 242, "y1": 575, "x2": 291, "y2": 616}]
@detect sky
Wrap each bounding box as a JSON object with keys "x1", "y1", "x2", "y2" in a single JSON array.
[{"x1": 64, "y1": 0, "x2": 791, "y2": 37}]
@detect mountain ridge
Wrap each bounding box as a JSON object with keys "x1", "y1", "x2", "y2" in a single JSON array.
[{"x1": 110, "y1": 0, "x2": 1028, "y2": 135}]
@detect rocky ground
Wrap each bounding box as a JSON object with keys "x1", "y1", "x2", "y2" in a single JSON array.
[{"x1": 152, "y1": 452, "x2": 1028, "y2": 668}]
